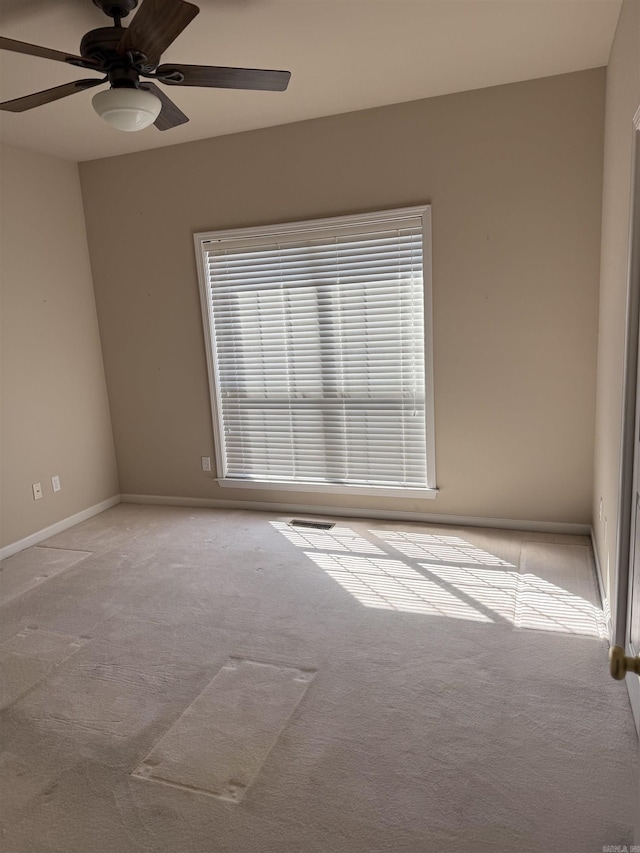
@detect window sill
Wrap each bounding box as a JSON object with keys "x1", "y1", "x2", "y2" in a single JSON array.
[{"x1": 216, "y1": 478, "x2": 438, "y2": 500}]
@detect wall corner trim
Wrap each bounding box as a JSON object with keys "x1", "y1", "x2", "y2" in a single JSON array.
[{"x1": 0, "y1": 495, "x2": 121, "y2": 561}]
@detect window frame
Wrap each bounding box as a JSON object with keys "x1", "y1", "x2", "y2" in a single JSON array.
[{"x1": 194, "y1": 205, "x2": 437, "y2": 499}]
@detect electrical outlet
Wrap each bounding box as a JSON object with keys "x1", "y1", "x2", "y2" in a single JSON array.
[
  {"x1": 32, "y1": 483, "x2": 43, "y2": 501},
  {"x1": 201, "y1": 456, "x2": 212, "y2": 472},
  {"x1": 51, "y1": 475, "x2": 61, "y2": 493}
]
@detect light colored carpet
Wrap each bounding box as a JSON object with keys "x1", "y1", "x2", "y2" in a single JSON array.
[{"x1": 0, "y1": 504, "x2": 636, "y2": 852}]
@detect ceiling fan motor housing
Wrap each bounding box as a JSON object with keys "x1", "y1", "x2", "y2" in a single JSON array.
[
  {"x1": 80, "y1": 27, "x2": 154, "y2": 80},
  {"x1": 80, "y1": 27, "x2": 127, "y2": 61}
]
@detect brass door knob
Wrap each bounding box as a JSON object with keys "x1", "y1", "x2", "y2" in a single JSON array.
[{"x1": 609, "y1": 645, "x2": 640, "y2": 680}]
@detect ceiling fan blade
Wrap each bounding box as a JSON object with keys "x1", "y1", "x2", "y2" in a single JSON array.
[
  {"x1": 0, "y1": 78, "x2": 104, "y2": 113},
  {"x1": 117, "y1": 0, "x2": 199, "y2": 68},
  {"x1": 0, "y1": 36, "x2": 93, "y2": 68},
  {"x1": 140, "y1": 81, "x2": 188, "y2": 130},
  {"x1": 156, "y1": 64, "x2": 291, "y2": 91}
]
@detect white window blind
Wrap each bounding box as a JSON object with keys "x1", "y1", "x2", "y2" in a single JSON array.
[{"x1": 195, "y1": 207, "x2": 435, "y2": 495}]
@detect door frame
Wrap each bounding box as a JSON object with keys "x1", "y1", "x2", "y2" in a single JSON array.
[{"x1": 615, "y1": 104, "x2": 640, "y2": 732}]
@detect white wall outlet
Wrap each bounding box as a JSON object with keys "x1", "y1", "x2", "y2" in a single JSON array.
[
  {"x1": 51, "y1": 475, "x2": 61, "y2": 493},
  {"x1": 201, "y1": 456, "x2": 212, "y2": 472},
  {"x1": 32, "y1": 483, "x2": 43, "y2": 501},
  {"x1": 599, "y1": 497, "x2": 603, "y2": 522}
]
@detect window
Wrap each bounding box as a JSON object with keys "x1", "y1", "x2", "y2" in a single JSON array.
[{"x1": 194, "y1": 206, "x2": 436, "y2": 498}]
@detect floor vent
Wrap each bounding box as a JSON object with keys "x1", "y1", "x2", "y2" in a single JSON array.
[{"x1": 288, "y1": 519, "x2": 335, "y2": 531}]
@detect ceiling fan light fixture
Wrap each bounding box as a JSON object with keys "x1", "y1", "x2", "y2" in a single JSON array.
[{"x1": 92, "y1": 86, "x2": 161, "y2": 131}]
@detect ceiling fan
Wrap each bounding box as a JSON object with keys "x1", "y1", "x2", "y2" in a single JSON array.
[{"x1": 0, "y1": 0, "x2": 291, "y2": 131}]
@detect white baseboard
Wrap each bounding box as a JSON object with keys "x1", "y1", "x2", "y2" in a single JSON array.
[
  {"x1": 590, "y1": 525, "x2": 612, "y2": 643},
  {"x1": 120, "y1": 493, "x2": 590, "y2": 535},
  {"x1": 0, "y1": 495, "x2": 121, "y2": 561}
]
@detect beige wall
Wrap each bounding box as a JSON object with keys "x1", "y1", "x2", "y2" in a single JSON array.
[
  {"x1": 0, "y1": 143, "x2": 119, "y2": 549},
  {"x1": 593, "y1": 0, "x2": 640, "y2": 605},
  {"x1": 80, "y1": 69, "x2": 605, "y2": 526}
]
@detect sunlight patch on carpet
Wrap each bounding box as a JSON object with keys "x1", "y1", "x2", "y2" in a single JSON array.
[{"x1": 271, "y1": 523, "x2": 605, "y2": 638}]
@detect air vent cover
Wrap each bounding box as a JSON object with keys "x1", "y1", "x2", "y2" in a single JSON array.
[{"x1": 288, "y1": 519, "x2": 335, "y2": 531}]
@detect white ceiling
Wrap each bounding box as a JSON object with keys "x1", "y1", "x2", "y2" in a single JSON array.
[{"x1": 0, "y1": 0, "x2": 622, "y2": 163}]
